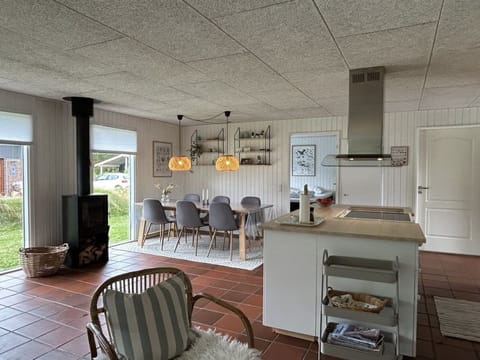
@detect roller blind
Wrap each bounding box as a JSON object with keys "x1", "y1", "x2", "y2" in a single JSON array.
[
  {"x1": 91, "y1": 125, "x2": 137, "y2": 154},
  {"x1": 0, "y1": 111, "x2": 33, "y2": 144}
]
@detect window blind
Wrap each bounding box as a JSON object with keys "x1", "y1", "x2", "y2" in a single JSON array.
[
  {"x1": 0, "y1": 111, "x2": 33, "y2": 144},
  {"x1": 91, "y1": 125, "x2": 137, "y2": 154}
]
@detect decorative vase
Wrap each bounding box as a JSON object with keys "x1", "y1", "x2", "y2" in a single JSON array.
[{"x1": 161, "y1": 193, "x2": 169, "y2": 202}]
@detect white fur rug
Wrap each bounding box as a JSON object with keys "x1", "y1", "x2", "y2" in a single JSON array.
[{"x1": 179, "y1": 328, "x2": 261, "y2": 360}]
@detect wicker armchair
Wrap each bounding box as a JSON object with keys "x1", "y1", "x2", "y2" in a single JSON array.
[{"x1": 86, "y1": 267, "x2": 255, "y2": 359}]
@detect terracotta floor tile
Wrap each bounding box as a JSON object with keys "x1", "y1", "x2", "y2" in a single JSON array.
[
  {"x1": 221, "y1": 290, "x2": 250, "y2": 303},
  {"x1": 58, "y1": 334, "x2": 90, "y2": 357},
  {"x1": 250, "y1": 321, "x2": 278, "y2": 341},
  {"x1": 35, "y1": 325, "x2": 83, "y2": 347},
  {"x1": 416, "y1": 339, "x2": 435, "y2": 359},
  {"x1": 0, "y1": 307, "x2": 23, "y2": 321},
  {"x1": 13, "y1": 297, "x2": 48, "y2": 312},
  {"x1": 0, "y1": 340, "x2": 51, "y2": 359},
  {"x1": 275, "y1": 334, "x2": 312, "y2": 349},
  {"x1": 191, "y1": 308, "x2": 224, "y2": 325},
  {"x1": 30, "y1": 302, "x2": 70, "y2": 317},
  {"x1": 417, "y1": 325, "x2": 432, "y2": 341},
  {"x1": 49, "y1": 307, "x2": 89, "y2": 325},
  {"x1": 231, "y1": 283, "x2": 260, "y2": 294},
  {"x1": 434, "y1": 343, "x2": 477, "y2": 360},
  {"x1": 214, "y1": 313, "x2": 246, "y2": 333},
  {"x1": 0, "y1": 312, "x2": 40, "y2": 331},
  {"x1": 243, "y1": 293, "x2": 262, "y2": 306},
  {"x1": 14, "y1": 318, "x2": 61, "y2": 339},
  {"x1": 0, "y1": 289, "x2": 16, "y2": 299},
  {"x1": 452, "y1": 291, "x2": 480, "y2": 301},
  {"x1": 0, "y1": 332, "x2": 30, "y2": 354},
  {"x1": 236, "y1": 303, "x2": 262, "y2": 321},
  {"x1": 36, "y1": 349, "x2": 80, "y2": 360},
  {"x1": 0, "y1": 293, "x2": 33, "y2": 307},
  {"x1": 0, "y1": 251, "x2": 477, "y2": 359},
  {"x1": 262, "y1": 341, "x2": 307, "y2": 360}
]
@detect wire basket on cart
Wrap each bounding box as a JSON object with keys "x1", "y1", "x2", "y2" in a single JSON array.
[
  {"x1": 19, "y1": 243, "x2": 69, "y2": 277},
  {"x1": 327, "y1": 287, "x2": 388, "y2": 313}
]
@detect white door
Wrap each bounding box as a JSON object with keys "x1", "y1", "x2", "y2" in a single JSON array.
[
  {"x1": 417, "y1": 127, "x2": 480, "y2": 255},
  {"x1": 339, "y1": 167, "x2": 383, "y2": 206}
]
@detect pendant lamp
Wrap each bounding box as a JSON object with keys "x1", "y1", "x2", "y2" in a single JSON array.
[
  {"x1": 168, "y1": 115, "x2": 191, "y2": 171},
  {"x1": 215, "y1": 111, "x2": 239, "y2": 171}
]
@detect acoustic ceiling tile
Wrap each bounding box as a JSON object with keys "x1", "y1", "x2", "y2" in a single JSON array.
[
  {"x1": 158, "y1": 97, "x2": 226, "y2": 116},
  {"x1": 215, "y1": 0, "x2": 345, "y2": 73},
  {"x1": 0, "y1": 0, "x2": 121, "y2": 50},
  {"x1": 384, "y1": 100, "x2": 420, "y2": 113},
  {"x1": 187, "y1": 53, "x2": 292, "y2": 93},
  {"x1": 185, "y1": 0, "x2": 288, "y2": 19},
  {"x1": 58, "y1": 0, "x2": 245, "y2": 62},
  {"x1": 434, "y1": 0, "x2": 480, "y2": 50},
  {"x1": 420, "y1": 85, "x2": 480, "y2": 109},
  {"x1": 315, "y1": 96, "x2": 348, "y2": 116},
  {"x1": 228, "y1": 102, "x2": 281, "y2": 116},
  {"x1": 426, "y1": 48, "x2": 480, "y2": 88},
  {"x1": 283, "y1": 70, "x2": 349, "y2": 100},
  {"x1": 172, "y1": 81, "x2": 258, "y2": 106},
  {"x1": 87, "y1": 89, "x2": 170, "y2": 112},
  {"x1": 384, "y1": 69, "x2": 426, "y2": 102},
  {"x1": 338, "y1": 23, "x2": 436, "y2": 69},
  {"x1": 84, "y1": 72, "x2": 194, "y2": 103},
  {"x1": 250, "y1": 88, "x2": 318, "y2": 110},
  {"x1": 314, "y1": 0, "x2": 442, "y2": 37},
  {"x1": 72, "y1": 38, "x2": 210, "y2": 86}
]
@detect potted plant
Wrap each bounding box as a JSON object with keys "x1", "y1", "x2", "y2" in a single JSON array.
[{"x1": 188, "y1": 143, "x2": 203, "y2": 163}]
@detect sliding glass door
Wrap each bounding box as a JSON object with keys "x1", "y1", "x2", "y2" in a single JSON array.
[
  {"x1": 0, "y1": 144, "x2": 30, "y2": 272},
  {"x1": 91, "y1": 125, "x2": 137, "y2": 245}
]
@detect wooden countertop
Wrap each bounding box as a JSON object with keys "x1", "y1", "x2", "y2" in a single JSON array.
[{"x1": 262, "y1": 205, "x2": 426, "y2": 244}]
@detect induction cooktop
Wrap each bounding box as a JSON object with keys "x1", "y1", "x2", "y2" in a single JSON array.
[{"x1": 342, "y1": 210, "x2": 411, "y2": 222}]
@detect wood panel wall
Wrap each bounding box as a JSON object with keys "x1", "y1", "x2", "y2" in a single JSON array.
[{"x1": 1, "y1": 87, "x2": 480, "y2": 245}]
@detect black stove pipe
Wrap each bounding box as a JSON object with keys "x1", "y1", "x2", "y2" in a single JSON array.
[{"x1": 64, "y1": 97, "x2": 94, "y2": 196}]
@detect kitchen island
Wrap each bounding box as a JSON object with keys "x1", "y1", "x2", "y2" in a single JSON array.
[{"x1": 262, "y1": 205, "x2": 425, "y2": 358}]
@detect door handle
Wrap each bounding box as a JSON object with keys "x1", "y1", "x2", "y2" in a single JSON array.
[{"x1": 417, "y1": 185, "x2": 429, "y2": 194}]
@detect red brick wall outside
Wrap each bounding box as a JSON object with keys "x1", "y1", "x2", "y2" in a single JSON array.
[{"x1": 5, "y1": 159, "x2": 22, "y2": 196}]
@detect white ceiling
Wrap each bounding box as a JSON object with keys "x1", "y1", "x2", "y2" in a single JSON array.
[{"x1": 0, "y1": 0, "x2": 479, "y2": 125}]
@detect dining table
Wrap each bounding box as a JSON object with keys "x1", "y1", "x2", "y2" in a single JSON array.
[{"x1": 136, "y1": 200, "x2": 273, "y2": 260}]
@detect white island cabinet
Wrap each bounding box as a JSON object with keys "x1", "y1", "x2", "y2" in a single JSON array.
[{"x1": 262, "y1": 205, "x2": 426, "y2": 358}]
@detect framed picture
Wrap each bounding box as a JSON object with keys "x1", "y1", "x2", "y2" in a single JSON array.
[
  {"x1": 292, "y1": 145, "x2": 316, "y2": 176},
  {"x1": 153, "y1": 141, "x2": 172, "y2": 177}
]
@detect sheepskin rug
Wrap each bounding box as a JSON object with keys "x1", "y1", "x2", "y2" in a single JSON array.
[{"x1": 178, "y1": 328, "x2": 262, "y2": 360}]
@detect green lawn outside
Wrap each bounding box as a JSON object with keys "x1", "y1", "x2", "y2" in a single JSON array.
[{"x1": 0, "y1": 189, "x2": 131, "y2": 272}]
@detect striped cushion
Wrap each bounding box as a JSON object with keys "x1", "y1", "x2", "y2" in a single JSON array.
[{"x1": 104, "y1": 273, "x2": 190, "y2": 360}]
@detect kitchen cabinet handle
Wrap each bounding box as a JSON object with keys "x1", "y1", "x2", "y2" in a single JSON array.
[{"x1": 417, "y1": 186, "x2": 429, "y2": 190}]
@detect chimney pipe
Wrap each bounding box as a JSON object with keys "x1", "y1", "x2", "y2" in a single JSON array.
[{"x1": 63, "y1": 97, "x2": 95, "y2": 195}]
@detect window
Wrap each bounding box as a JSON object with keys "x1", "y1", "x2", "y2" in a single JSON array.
[{"x1": 0, "y1": 111, "x2": 32, "y2": 271}]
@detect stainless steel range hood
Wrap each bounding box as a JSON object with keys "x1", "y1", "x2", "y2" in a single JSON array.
[{"x1": 322, "y1": 66, "x2": 393, "y2": 167}]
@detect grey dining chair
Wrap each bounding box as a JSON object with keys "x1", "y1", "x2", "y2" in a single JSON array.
[
  {"x1": 207, "y1": 202, "x2": 239, "y2": 260},
  {"x1": 240, "y1": 196, "x2": 264, "y2": 241},
  {"x1": 142, "y1": 198, "x2": 176, "y2": 250},
  {"x1": 183, "y1": 193, "x2": 201, "y2": 202},
  {"x1": 211, "y1": 195, "x2": 230, "y2": 204},
  {"x1": 175, "y1": 200, "x2": 209, "y2": 256}
]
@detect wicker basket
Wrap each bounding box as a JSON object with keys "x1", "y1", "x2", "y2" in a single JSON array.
[
  {"x1": 327, "y1": 287, "x2": 388, "y2": 313},
  {"x1": 19, "y1": 244, "x2": 69, "y2": 278}
]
